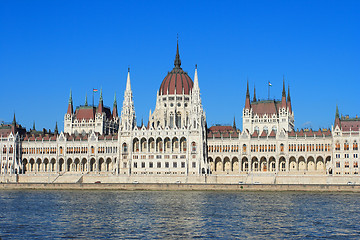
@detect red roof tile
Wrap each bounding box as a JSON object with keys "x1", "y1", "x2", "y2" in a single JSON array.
[
  {"x1": 268, "y1": 130, "x2": 276, "y2": 137},
  {"x1": 260, "y1": 130, "x2": 267, "y2": 138},
  {"x1": 159, "y1": 68, "x2": 193, "y2": 95},
  {"x1": 209, "y1": 126, "x2": 234, "y2": 132},
  {"x1": 251, "y1": 100, "x2": 281, "y2": 116},
  {"x1": 75, "y1": 107, "x2": 96, "y2": 120},
  {"x1": 341, "y1": 120, "x2": 360, "y2": 131},
  {"x1": 251, "y1": 131, "x2": 259, "y2": 138}
]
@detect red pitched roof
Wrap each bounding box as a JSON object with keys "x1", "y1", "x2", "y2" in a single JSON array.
[
  {"x1": 251, "y1": 100, "x2": 281, "y2": 116},
  {"x1": 268, "y1": 130, "x2": 276, "y2": 137},
  {"x1": 209, "y1": 126, "x2": 235, "y2": 132},
  {"x1": 260, "y1": 130, "x2": 267, "y2": 138},
  {"x1": 0, "y1": 128, "x2": 11, "y2": 137},
  {"x1": 341, "y1": 120, "x2": 360, "y2": 131},
  {"x1": 74, "y1": 107, "x2": 96, "y2": 120},
  {"x1": 251, "y1": 131, "x2": 259, "y2": 138}
]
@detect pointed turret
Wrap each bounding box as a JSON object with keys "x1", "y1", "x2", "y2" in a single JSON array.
[
  {"x1": 97, "y1": 88, "x2": 104, "y2": 114},
  {"x1": 253, "y1": 85, "x2": 257, "y2": 102},
  {"x1": 67, "y1": 90, "x2": 73, "y2": 114},
  {"x1": 33, "y1": 121, "x2": 36, "y2": 131},
  {"x1": 112, "y1": 92, "x2": 118, "y2": 118},
  {"x1": 245, "y1": 80, "x2": 251, "y2": 109},
  {"x1": 281, "y1": 77, "x2": 287, "y2": 108},
  {"x1": 12, "y1": 113, "x2": 16, "y2": 126},
  {"x1": 11, "y1": 112, "x2": 17, "y2": 134},
  {"x1": 174, "y1": 38, "x2": 181, "y2": 68},
  {"x1": 193, "y1": 64, "x2": 199, "y2": 90},
  {"x1": 287, "y1": 85, "x2": 292, "y2": 113},
  {"x1": 85, "y1": 93, "x2": 88, "y2": 106},
  {"x1": 334, "y1": 105, "x2": 341, "y2": 128},
  {"x1": 233, "y1": 116, "x2": 237, "y2": 130},
  {"x1": 126, "y1": 67, "x2": 131, "y2": 91},
  {"x1": 54, "y1": 122, "x2": 58, "y2": 134},
  {"x1": 120, "y1": 68, "x2": 136, "y2": 131}
]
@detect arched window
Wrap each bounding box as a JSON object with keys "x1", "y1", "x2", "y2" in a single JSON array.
[
  {"x1": 280, "y1": 143, "x2": 284, "y2": 152},
  {"x1": 176, "y1": 112, "x2": 181, "y2": 128},
  {"x1": 170, "y1": 113, "x2": 174, "y2": 128},
  {"x1": 353, "y1": 141, "x2": 358, "y2": 150},
  {"x1": 335, "y1": 142, "x2": 340, "y2": 151},
  {"x1": 243, "y1": 144, "x2": 247, "y2": 152},
  {"x1": 91, "y1": 146, "x2": 95, "y2": 154},
  {"x1": 59, "y1": 146, "x2": 63, "y2": 154},
  {"x1": 192, "y1": 142, "x2": 196, "y2": 152},
  {"x1": 122, "y1": 143, "x2": 128, "y2": 153}
]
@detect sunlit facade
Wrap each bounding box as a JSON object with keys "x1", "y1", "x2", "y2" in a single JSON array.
[{"x1": 0, "y1": 43, "x2": 359, "y2": 184}]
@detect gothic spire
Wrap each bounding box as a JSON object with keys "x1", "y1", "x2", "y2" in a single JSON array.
[
  {"x1": 67, "y1": 89, "x2": 73, "y2": 114},
  {"x1": 233, "y1": 116, "x2": 237, "y2": 130},
  {"x1": 281, "y1": 76, "x2": 287, "y2": 108},
  {"x1": 97, "y1": 88, "x2": 104, "y2": 113},
  {"x1": 174, "y1": 37, "x2": 181, "y2": 68},
  {"x1": 287, "y1": 85, "x2": 292, "y2": 113},
  {"x1": 193, "y1": 64, "x2": 199, "y2": 90},
  {"x1": 126, "y1": 67, "x2": 131, "y2": 91},
  {"x1": 113, "y1": 92, "x2": 117, "y2": 106},
  {"x1": 282, "y1": 76, "x2": 286, "y2": 97},
  {"x1": 246, "y1": 79, "x2": 250, "y2": 98},
  {"x1": 253, "y1": 85, "x2": 257, "y2": 102},
  {"x1": 12, "y1": 112, "x2": 16, "y2": 126},
  {"x1": 245, "y1": 80, "x2": 251, "y2": 109},
  {"x1": 287, "y1": 85, "x2": 291, "y2": 102},
  {"x1": 334, "y1": 104, "x2": 341, "y2": 128},
  {"x1": 55, "y1": 121, "x2": 58, "y2": 134},
  {"x1": 69, "y1": 89, "x2": 72, "y2": 104},
  {"x1": 33, "y1": 121, "x2": 36, "y2": 131},
  {"x1": 112, "y1": 92, "x2": 118, "y2": 118},
  {"x1": 120, "y1": 68, "x2": 136, "y2": 131},
  {"x1": 85, "y1": 93, "x2": 88, "y2": 106}
]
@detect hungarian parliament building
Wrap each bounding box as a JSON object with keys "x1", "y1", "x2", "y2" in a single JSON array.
[{"x1": 1, "y1": 43, "x2": 359, "y2": 184}]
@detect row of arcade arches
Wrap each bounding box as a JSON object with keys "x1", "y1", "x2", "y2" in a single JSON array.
[
  {"x1": 22, "y1": 157, "x2": 117, "y2": 173},
  {"x1": 208, "y1": 155, "x2": 331, "y2": 173}
]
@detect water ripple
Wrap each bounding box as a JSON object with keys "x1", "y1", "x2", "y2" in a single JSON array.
[{"x1": 0, "y1": 191, "x2": 360, "y2": 239}]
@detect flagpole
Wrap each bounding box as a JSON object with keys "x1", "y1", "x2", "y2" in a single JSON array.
[
  {"x1": 92, "y1": 89, "x2": 94, "y2": 107},
  {"x1": 268, "y1": 83, "x2": 270, "y2": 100}
]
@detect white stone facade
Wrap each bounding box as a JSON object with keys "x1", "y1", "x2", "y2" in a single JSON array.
[{"x1": 0, "y1": 44, "x2": 359, "y2": 184}]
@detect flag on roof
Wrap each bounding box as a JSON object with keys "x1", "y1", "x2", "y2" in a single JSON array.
[
  {"x1": 93, "y1": 89, "x2": 98, "y2": 92},
  {"x1": 268, "y1": 82, "x2": 272, "y2": 86}
]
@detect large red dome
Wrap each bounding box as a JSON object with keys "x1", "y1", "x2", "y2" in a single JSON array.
[{"x1": 159, "y1": 42, "x2": 193, "y2": 95}]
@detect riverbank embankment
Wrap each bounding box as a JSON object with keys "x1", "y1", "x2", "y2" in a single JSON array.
[{"x1": 1, "y1": 183, "x2": 360, "y2": 192}]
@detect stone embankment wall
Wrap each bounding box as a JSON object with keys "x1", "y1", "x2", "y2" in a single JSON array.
[
  {"x1": 1, "y1": 173, "x2": 359, "y2": 191},
  {"x1": 1, "y1": 182, "x2": 360, "y2": 192}
]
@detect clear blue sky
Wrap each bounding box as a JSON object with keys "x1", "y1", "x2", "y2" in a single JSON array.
[{"x1": 1, "y1": 0, "x2": 359, "y2": 131}]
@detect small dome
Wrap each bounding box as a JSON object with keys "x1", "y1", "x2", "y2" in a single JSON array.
[{"x1": 159, "y1": 41, "x2": 193, "y2": 95}]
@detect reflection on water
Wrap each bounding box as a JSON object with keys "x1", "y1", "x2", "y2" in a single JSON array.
[{"x1": 0, "y1": 190, "x2": 360, "y2": 239}]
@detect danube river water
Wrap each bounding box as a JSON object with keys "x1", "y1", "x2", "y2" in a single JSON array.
[{"x1": 0, "y1": 190, "x2": 359, "y2": 239}]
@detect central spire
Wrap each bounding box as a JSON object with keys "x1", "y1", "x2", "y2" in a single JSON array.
[{"x1": 174, "y1": 37, "x2": 181, "y2": 68}]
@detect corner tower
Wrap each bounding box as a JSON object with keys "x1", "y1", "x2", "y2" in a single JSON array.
[{"x1": 242, "y1": 79, "x2": 295, "y2": 135}]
